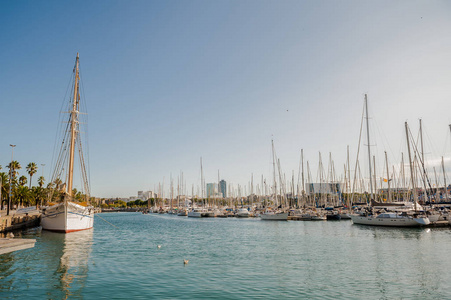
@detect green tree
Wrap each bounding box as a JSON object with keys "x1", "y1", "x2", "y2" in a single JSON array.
[
  {"x1": 26, "y1": 162, "x2": 38, "y2": 189},
  {"x1": 53, "y1": 178, "x2": 63, "y2": 191},
  {"x1": 114, "y1": 200, "x2": 127, "y2": 208},
  {"x1": 37, "y1": 176, "x2": 45, "y2": 188},
  {"x1": 46, "y1": 181, "x2": 63, "y2": 204},
  {"x1": 31, "y1": 186, "x2": 46, "y2": 207},
  {"x1": 7, "y1": 160, "x2": 21, "y2": 178},
  {"x1": 0, "y1": 172, "x2": 9, "y2": 209},
  {"x1": 6, "y1": 162, "x2": 21, "y2": 208},
  {"x1": 19, "y1": 175, "x2": 27, "y2": 186},
  {"x1": 15, "y1": 185, "x2": 30, "y2": 207},
  {"x1": 73, "y1": 189, "x2": 85, "y2": 202}
]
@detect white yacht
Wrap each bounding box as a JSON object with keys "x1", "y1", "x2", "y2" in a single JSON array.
[
  {"x1": 41, "y1": 202, "x2": 94, "y2": 233},
  {"x1": 260, "y1": 211, "x2": 288, "y2": 221},
  {"x1": 187, "y1": 208, "x2": 204, "y2": 218},
  {"x1": 350, "y1": 212, "x2": 430, "y2": 227},
  {"x1": 339, "y1": 211, "x2": 352, "y2": 219},
  {"x1": 236, "y1": 208, "x2": 250, "y2": 218}
]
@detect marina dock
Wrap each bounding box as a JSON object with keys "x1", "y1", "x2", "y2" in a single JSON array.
[
  {"x1": 0, "y1": 238, "x2": 36, "y2": 255},
  {"x1": 0, "y1": 211, "x2": 41, "y2": 233}
]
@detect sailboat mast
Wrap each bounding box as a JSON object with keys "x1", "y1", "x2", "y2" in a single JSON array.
[
  {"x1": 67, "y1": 53, "x2": 80, "y2": 198},
  {"x1": 365, "y1": 94, "x2": 374, "y2": 202},
  {"x1": 373, "y1": 156, "x2": 377, "y2": 202},
  {"x1": 200, "y1": 157, "x2": 204, "y2": 207},
  {"x1": 419, "y1": 119, "x2": 429, "y2": 201},
  {"x1": 345, "y1": 145, "x2": 351, "y2": 210},
  {"x1": 301, "y1": 149, "x2": 305, "y2": 206},
  {"x1": 307, "y1": 161, "x2": 311, "y2": 206},
  {"x1": 251, "y1": 173, "x2": 254, "y2": 208},
  {"x1": 442, "y1": 156, "x2": 448, "y2": 201},
  {"x1": 405, "y1": 122, "x2": 418, "y2": 210},
  {"x1": 272, "y1": 140, "x2": 277, "y2": 207},
  {"x1": 385, "y1": 151, "x2": 391, "y2": 202}
]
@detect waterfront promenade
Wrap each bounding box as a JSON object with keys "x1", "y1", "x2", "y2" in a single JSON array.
[{"x1": 0, "y1": 210, "x2": 41, "y2": 233}]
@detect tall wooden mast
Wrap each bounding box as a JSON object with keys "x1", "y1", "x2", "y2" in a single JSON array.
[{"x1": 67, "y1": 53, "x2": 80, "y2": 198}]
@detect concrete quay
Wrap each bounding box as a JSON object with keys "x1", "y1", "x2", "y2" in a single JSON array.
[
  {"x1": 0, "y1": 238, "x2": 36, "y2": 255},
  {"x1": 0, "y1": 210, "x2": 41, "y2": 233}
]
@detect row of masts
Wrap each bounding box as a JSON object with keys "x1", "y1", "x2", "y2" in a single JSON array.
[
  {"x1": 150, "y1": 150, "x2": 450, "y2": 211},
  {"x1": 147, "y1": 95, "x2": 451, "y2": 210}
]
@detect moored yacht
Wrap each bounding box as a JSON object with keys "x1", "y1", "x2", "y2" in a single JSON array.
[
  {"x1": 41, "y1": 202, "x2": 94, "y2": 233},
  {"x1": 350, "y1": 212, "x2": 430, "y2": 227},
  {"x1": 236, "y1": 208, "x2": 250, "y2": 218},
  {"x1": 260, "y1": 210, "x2": 288, "y2": 221},
  {"x1": 187, "y1": 208, "x2": 204, "y2": 218},
  {"x1": 41, "y1": 53, "x2": 94, "y2": 233}
]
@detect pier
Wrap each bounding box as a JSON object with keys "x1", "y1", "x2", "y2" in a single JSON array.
[
  {"x1": 0, "y1": 238, "x2": 36, "y2": 255},
  {"x1": 0, "y1": 210, "x2": 41, "y2": 233},
  {"x1": 0, "y1": 210, "x2": 40, "y2": 255}
]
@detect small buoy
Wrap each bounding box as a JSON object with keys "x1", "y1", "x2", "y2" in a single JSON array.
[
  {"x1": 184, "y1": 259, "x2": 189, "y2": 265},
  {"x1": 157, "y1": 245, "x2": 161, "y2": 249},
  {"x1": 8, "y1": 232, "x2": 14, "y2": 238}
]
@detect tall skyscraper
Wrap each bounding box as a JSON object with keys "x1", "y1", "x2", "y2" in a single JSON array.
[
  {"x1": 219, "y1": 180, "x2": 227, "y2": 198},
  {"x1": 206, "y1": 183, "x2": 217, "y2": 198}
]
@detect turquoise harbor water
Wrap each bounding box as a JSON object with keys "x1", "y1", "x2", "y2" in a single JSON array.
[{"x1": 1, "y1": 213, "x2": 451, "y2": 299}]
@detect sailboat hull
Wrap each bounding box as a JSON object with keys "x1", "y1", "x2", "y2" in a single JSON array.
[
  {"x1": 41, "y1": 202, "x2": 94, "y2": 233},
  {"x1": 187, "y1": 209, "x2": 204, "y2": 218},
  {"x1": 350, "y1": 214, "x2": 430, "y2": 227},
  {"x1": 260, "y1": 212, "x2": 288, "y2": 221}
]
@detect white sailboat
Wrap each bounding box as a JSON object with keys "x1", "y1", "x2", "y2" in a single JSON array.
[
  {"x1": 350, "y1": 212, "x2": 429, "y2": 226},
  {"x1": 187, "y1": 207, "x2": 205, "y2": 218},
  {"x1": 260, "y1": 211, "x2": 288, "y2": 220},
  {"x1": 41, "y1": 53, "x2": 94, "y2": 233},
  {"x1": 236, "y1": 208, "x2": 250, "y2": 218},
  {"x1": 350, "y1": 96, "x2": 429, "y2": 227}
]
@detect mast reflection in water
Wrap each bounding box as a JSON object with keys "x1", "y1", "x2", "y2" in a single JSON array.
[
  {"x1": 0, "y1": 228, "x2": 93, "y2": 299},
  {"x1": 56, "y1": 230, "x2": 93, "y2": 299}
]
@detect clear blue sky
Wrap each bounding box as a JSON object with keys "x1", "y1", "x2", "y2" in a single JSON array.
[{"x1": 1, "y1": 0, "x2": 451, "y2": 198}]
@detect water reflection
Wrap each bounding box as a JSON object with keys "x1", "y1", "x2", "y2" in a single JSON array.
[
  {"x1": 0, "y1": 253, "x2": 15, "y2": 293},
  {"x1": 43, "y1": 229, "x2": 93, "y2": 299},
  {"x1": 353, "y1": 224, "x2": 425, "y2": 240}
]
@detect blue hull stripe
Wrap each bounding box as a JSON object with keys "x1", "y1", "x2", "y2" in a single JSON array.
[{"x1": 42, "y1": 211, "x2": 94, "y2": 219}]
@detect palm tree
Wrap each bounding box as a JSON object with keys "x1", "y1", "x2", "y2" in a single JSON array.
[
  {"x1": 7, "y1": 160, "x2": 21, "y2": 178},
  {"x1": 38, "y1": 176, "x2": 45, "y2": 188},
  {"x1": 15, "y1": 185, "x2": 30, "y2": 208},
  {"x1": 6, "y1": 162, "x2": 21, "y2": 210},
  {"x1": 54, "y1": 178, "x2": 63, "y2": 191},
  {"x1": 26, "y1": 162, "x2": 38, "y2": 189},
  {"x1": 19, "y1": 175, "x2": 28, "y2": 186},
  {"x1": 0, "y1": 172, "x2": 9, "y2": 210},
  {"x1": 30, "y1": 186, "x2": 45, "y2": 207}
]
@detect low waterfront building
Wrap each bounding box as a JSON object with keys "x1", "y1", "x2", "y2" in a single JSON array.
[{"x1": 307, "y1": 183, "x2": 341, "y2": 195}]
